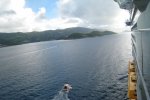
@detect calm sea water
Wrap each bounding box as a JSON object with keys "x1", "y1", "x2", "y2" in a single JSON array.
[{"x1": 0, "y1": 33, "x2": 131, "y2": 100}]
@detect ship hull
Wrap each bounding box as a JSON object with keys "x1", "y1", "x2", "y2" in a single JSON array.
[{"x1": 131, "y1": 1, "x2": 150, "y2": 100}]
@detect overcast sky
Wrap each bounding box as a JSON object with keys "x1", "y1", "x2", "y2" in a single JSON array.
[{"x1": 0, "y1": 0, "x2": 129, "y2": 32}]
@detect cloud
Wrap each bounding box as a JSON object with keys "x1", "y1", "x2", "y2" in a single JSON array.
[
  {"x1": 0, "y1": 10, "x2": 16, "y2": 16},
  {"x1": 0, "y1": 0, "x2": 129, "y2": 32},
  {"x1": 58, "y1": 0, "x2": 130, "y2": 31},
  {"x1": 36, "y1": 7, "x2": 46, "y2": 19}
]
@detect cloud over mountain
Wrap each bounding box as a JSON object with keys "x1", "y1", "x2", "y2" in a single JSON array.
[{"x1": 0, "y1": 0, "x2": 129, "y2": 32}]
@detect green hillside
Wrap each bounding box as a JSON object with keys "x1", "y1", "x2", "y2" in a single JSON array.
[{"x1": 0, "y1": 28, "x2": 116, "y2": 47}]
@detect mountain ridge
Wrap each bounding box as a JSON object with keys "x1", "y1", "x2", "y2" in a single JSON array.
[{"x1": 0, "y1": 27, "x2": 116, "y2": 47}]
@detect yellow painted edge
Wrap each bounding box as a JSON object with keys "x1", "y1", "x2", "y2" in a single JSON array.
[{"x1": 128, "y1": 61, "x2": 137, "y2": 100}]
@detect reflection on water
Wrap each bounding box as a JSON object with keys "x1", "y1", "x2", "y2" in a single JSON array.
[{"x1": 0, "y1": 33, "x2": 131, "y2": 100}]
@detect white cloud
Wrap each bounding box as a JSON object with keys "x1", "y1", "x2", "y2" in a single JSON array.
[
  {"x1": 57, "y1": 0, "x2": 130, "y2": 31},
  {"x1": 0, "y1": 0, "x2": 129, "y2": 32},
  {"x1": 36, "y1": 7, "x2": 46, "y2": 19}
]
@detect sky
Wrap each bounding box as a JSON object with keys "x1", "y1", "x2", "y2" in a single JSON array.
[{"x1": 0, "y1": 0, "x2": 130, "y2": 32}]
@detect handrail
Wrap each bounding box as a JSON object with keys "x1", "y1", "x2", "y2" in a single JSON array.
[
  {"x1": 136, "y1": 60, "x2": 150, "y2": 100},
  {"x1": 132, "y1": 32, "x2": 150, "y2": 100}
]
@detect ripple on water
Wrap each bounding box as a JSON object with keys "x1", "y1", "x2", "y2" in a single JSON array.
[{"x1": 0, "y1": 34, "x2": 131, "y2": 100}]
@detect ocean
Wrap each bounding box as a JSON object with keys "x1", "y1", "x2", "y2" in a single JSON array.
[{"x1": 0, "y1": 33, "x2": 131, "y2": 100}]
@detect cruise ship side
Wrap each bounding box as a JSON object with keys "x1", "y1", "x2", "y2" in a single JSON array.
[{"x1": 114, "y1": 0, "x2": 150, "y2": 100}]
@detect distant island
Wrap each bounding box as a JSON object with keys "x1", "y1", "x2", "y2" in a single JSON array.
[
  {"x1": 0, "y1": 27, "x2": 116, "y2": 47},
  {"x1": 66, "y1": 31, "x2": 116, "y2": 39}
]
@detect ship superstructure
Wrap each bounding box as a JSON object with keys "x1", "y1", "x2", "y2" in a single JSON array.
[{"x1": 114, "y1": 0, "x2": 150, "y2": 100}]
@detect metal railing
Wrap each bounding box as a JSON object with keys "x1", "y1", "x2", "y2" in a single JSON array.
[{"x1": 132, "y1": 32, "x2": 150, "y2": 100}]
